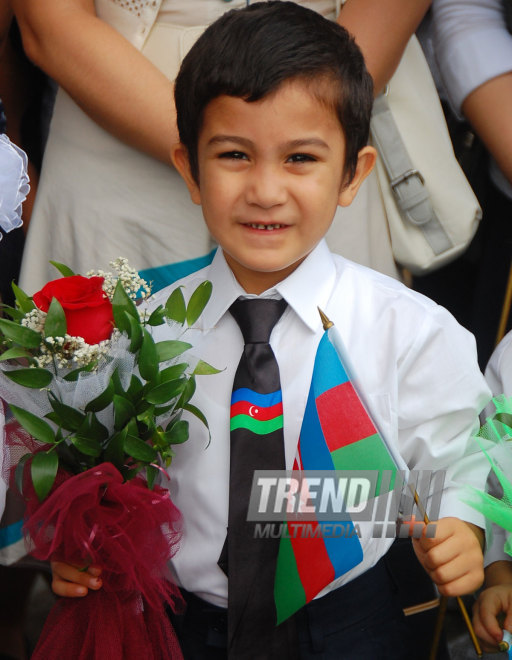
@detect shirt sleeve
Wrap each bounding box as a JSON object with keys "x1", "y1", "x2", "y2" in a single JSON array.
[
  {"x1": 485, "y1": 330, "x2": 512, "y2": 398},
  {"x1": 432, "y1": 0, "x2": 512, "y2": 114},
  {"x1": 395, "y1": 302, "x2": 492, "y2": 527}
]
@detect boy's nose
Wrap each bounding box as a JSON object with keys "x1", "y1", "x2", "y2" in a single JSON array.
[{"x1": 245, "y1": 165, "x2": 287, "y2": 208}]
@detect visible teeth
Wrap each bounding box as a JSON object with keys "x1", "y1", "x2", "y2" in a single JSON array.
[{"x1": 248, "y1": 223, "x2": 283, "y2": 230}]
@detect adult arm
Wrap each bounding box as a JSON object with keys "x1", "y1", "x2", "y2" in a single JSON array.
[
  {"x1": 433, "y1": 0, "x2": 512, "y2": 185},
  {"x1": 12, "y1": 0, "x2": 176, "y2": 164},
  {"x1": 462, "y1": 74, "x2": 512, "y2": 185},
  {"x1": 338, "y1": 0, "x2": 431, "y2": 94}
]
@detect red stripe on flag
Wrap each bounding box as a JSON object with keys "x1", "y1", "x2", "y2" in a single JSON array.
[
  {"x1": 288, "y1": 520, "x2": 334, "y2": 603},
  {"x1": 230, "y1": 400, "x2": 283, "y2": 420},
  {"x1": 316, "y1": 381, "x2": 376, "y2": 452}
]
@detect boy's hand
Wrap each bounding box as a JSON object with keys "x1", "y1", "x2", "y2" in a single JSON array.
[
  {"x1": 472, "y1": 560, "x2": 512, "y2": 651},
  {"x1": 51, "y1": 561, "x2": 103, "y2": 597},
  {"x1": 411, "y1": 517, "x2": 484, "y2": 596},
  {"x1": 473, "y1": 585, "x2": 512, "y2": 651}
]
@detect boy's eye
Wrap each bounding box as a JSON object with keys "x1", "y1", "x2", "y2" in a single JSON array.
[
  {"x1": 287, "y1": 153, "x2": 317, "y2": 164},
  {"x1": 218, "y1": 151, "x2": 248, "y2": 160}
]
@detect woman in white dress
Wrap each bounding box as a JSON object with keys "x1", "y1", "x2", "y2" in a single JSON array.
[{"x1": 12, "y1": 0, "x2": 430, "y2": 294}]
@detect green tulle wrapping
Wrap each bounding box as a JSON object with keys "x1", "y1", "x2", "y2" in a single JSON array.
[{"x1": 463, "y1": 395, "x2": 512, "y2": 557}]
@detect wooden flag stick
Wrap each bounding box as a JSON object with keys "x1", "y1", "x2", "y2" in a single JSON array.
[
  {"x1": 496, "y1": 260, "x2": 512, "y2": 346},
  {"x1": 413, "y1": 493, "x2": 482, "y2": 659}
]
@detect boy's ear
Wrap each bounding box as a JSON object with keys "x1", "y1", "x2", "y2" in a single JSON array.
[
  {"x1": 170, "y1": 143, "x2": 201, "y2": 205},
  {"x1": 338, "y1": 146, "x2": 377, "y2": 207}
]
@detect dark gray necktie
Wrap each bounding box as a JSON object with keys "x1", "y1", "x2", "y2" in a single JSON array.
[{"x1": 219, "y1": 298, "x2": 297, "y2": 658}]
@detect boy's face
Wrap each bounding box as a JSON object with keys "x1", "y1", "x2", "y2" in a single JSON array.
[{"x1": 173, "y1": 80, "x2": 375, "y2": 294}]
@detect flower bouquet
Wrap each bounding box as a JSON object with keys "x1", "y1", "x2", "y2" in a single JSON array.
[{"x1": 0, "y1": 258, "x2": 217, "y2": 660}]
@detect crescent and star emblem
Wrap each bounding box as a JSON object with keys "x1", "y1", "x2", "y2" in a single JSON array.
[{"x1": 248, "y1": 406, "x2": 259, "y2": 417}]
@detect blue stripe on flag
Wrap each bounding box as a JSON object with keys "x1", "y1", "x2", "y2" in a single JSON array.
[
  {"x1": 322, "y1": 523, "x2": 364, "y2": 578},
  {"x1": 311, "y1": 334, "x2": 349, "y2": 398},
  {"x1": 299, "y1": 386, "x2": 334, "y2": 470},
  {"x1": 231, "y1": 388, "x2": 282, "y2": 407}
]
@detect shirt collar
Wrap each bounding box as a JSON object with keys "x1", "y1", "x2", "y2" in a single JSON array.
[{"x1": 200, "y1": 240, "x2": 337, "y2": 333}]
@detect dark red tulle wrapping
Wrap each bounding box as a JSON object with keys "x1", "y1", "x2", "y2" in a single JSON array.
[{"x1": 22, "y1": 463, "x2": 184, "y2": 660}]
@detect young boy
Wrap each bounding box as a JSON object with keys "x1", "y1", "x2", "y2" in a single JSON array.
[{"x1": 53, "y1": 3, "x2": 491, "y2": 658}]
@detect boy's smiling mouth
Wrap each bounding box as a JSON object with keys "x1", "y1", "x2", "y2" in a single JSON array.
[{"x1": 245, "y1": 223, "x2": 287, "y2": 231}]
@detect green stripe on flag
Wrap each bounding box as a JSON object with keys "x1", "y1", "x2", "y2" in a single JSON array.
[
  {"x1": 230, "y1": 414, "x2": 283, "y2": 435},
  {"x1": 274, "y1": 532, "x2": 306, "y2": 624},
  {"x1": 330, "y1": 433, "x2": 397, "y2": 495}
]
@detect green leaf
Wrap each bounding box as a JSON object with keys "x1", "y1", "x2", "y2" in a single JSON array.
[
  {"x1": 48, "y1": 395, "x2": 86, "y2": 431},
  {"x1": 56, "y1": 442, "x2": 90, "y2": 474},
  {"x1": 45, "y1": 298, "x2": 67, "y2": 338},
  {"x1": 153, "y1": 403, "x2": 176, "y2": 416},
  {"x1": 165, "y1": 287, "x2": 186, "y2": 324},
  {"x1": 126, "y1": 313, "x2": 143, "y2": 352},
  {"x1": 0, "y1": 347, "x2": 33, "y2": 362},
  {"x1": 111, "y1": 368, "x2": 125, "y2": 396},
  {"x1": 177, "y1": 375, "x2": 196, "y2": 408},
  {"x1": 184, "y1": 402, "x2": 209, "y2": 429},
  {"x1": 14, "y1": 453, "x2": 30, "y2": 495},
  {"x1": 0, "y1": 318, "x2": 41, "y2": 348},
  {"x1": 146, "y1": 377, "x2": 186, "y2": 405},
  {"x1": 163, "y1": 420, "x2": 189, "y2": 445},
  {"x1": 5, "y1": 367, "x2": 53, "y2": 388},
  {"x1": 11, "y1": 283, "x2": 35, "y2": 314},
  {"x1": 113, "y1": 308, "x2": 130, "y2": 335},
  {"x1": 45, "y1": 411, "x2": 60, "y2": 425},
  {"x1": 31, "y1": 451, "x2": 59, "y2": 501},
  {"x1": 113, "y1": 394, "x2": 136, "y2": 430},
  {"x1": 160, "y1": 363, "x2": 187, "y2": 380},
  {"x1": 10, "y1": 405, "x2": 56, "y2": 444},
  {"x1": 155, "y1": 340, "x2": 192, "y2": 362},
  {"x1": 147, "y1": 306, "x2": 167, "y2": 327},
  {"x1": 139, "y1": 329, "x2": 159, "y2": 381},
  {"x1": 104, "y1": 430, "x2": 126, "y2": 468},
  {"x1": 124, "y1": 435, "x2": 158, "y2": 463},
  {"x1": 77, "y1": 413, "x2": 109, "y2": 442},
  {"x1": 84, "y1": 379, "x2": 114, "y2": 412},
  {"x1": 126, "y1": 375, "x2": 144, "y2": 401},
  {"x1": 192, "y1": 359, "x2": 222, "y2": 376},
  {"x1": 112, "y1": 280, "x2": 139, "y2": 333},
  {"x1": 146, "y1": 464, "x2": 158, "y2": 490},
  {"x1": 71, "y1": 435, "x2": 102, "y2": 457},
  {"x1": 186, "y1": 280, "x2": 212, "y2": 326},
  {"x1": 1, "y1": 306, "x2": 25, "y2": 322},
  {"x1": 50, "y1": 260, "x2": 75, "y2": 277},
  {"x1": 63, "y1": 361, "x2": 98, "y2": 382}
]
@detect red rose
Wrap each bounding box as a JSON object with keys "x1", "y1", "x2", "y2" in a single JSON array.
[{"x1": 33, "y1": 275, "x2": 114, "y2": 345}]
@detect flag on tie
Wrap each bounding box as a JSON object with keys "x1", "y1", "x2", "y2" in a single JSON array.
[{"x1": 274, "y1": 323, "x2": 399, "y2": 623}]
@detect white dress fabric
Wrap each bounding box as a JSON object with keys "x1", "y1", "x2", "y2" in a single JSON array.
[{"x1": 19, "y1": 0, "x2": 399, "y2": 295}]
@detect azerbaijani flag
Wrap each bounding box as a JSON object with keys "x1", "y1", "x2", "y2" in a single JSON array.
[
  {"x1": 274, "y1": 321, "x2": 399, "y2": 623},
  {"x1": 230, "y1": 389, "x2": 283, "y2": 435}
]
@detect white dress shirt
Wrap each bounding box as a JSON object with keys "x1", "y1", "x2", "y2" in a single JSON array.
[{"x1": 150, "y1": 241, "x2": 491, "y2": 607}]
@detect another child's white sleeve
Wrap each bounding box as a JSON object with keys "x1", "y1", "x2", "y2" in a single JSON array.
[{"x1": 485, "y1": 329, "x2": 512, "y2": 398}]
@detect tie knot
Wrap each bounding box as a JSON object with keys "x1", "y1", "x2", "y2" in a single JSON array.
[{"x1": 230, "y1": 298, "x2": 287, "y2": 344}]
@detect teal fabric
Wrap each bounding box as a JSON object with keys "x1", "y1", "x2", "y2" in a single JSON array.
[{"x1": 139, "y1": 250, "x2": 216, "y2": 292}]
